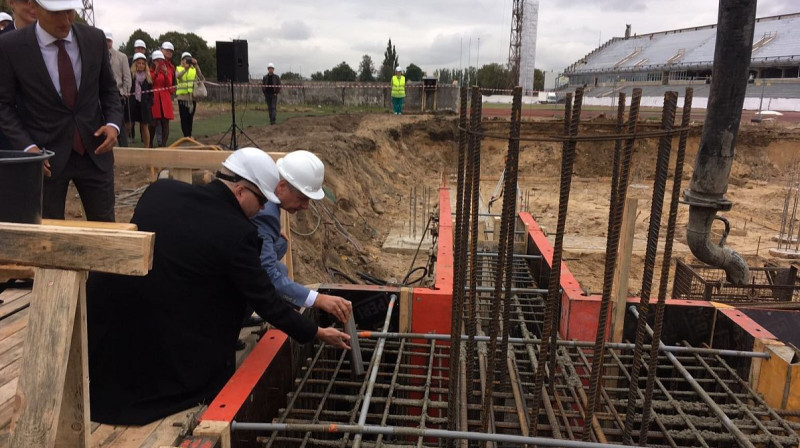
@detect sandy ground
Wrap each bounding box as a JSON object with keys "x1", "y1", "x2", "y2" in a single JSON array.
[{"x1": 64, "y1": 110, "x2": 800, "y2": 295}]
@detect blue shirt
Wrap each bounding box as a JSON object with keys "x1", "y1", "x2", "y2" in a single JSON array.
[{"x1": 253, "y1": 202, "x2": 318, "y2": 308}]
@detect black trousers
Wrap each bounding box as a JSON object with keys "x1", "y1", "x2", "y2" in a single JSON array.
[
  {"x1": 117, "y1": 97, "x2": 129, "y2": 147},
  {"x1": 43, "y1": 150, "x2": 115, "y2": 222},
  {"x1": 265, "y1": 95, "x2": 277, "y2": 123},
  {"x1": 178, "y1": 100, "x2": 196, "y2": 137}
]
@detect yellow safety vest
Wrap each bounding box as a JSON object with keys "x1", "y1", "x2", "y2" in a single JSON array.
[
  {"x1": 391, "y1": 75, "x2": 406, "y2": 98},
  {"x1": 176, "y1": 67, "x2": 197, "y2": 95}
]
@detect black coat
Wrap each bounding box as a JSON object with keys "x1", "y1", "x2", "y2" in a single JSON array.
[{"x1": 87, "y1": 180, "x2": 317, "y2": 425}]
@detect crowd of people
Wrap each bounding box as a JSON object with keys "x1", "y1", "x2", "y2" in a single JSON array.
[{"x1": 116, "y1": 38, "x2": 205, "y2": 146}]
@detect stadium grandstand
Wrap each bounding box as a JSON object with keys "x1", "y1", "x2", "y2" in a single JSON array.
[{"x1": 562, "y1": 13, "x2": 800, "y2": 110}]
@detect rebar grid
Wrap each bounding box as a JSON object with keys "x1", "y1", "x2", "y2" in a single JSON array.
[{"x1": 252, "y1": 333, "x2": 797, "y2": 448}]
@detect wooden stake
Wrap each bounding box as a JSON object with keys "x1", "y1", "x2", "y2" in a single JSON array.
[{"x1": 611, "y1": 198, "x2": 638, "y2": 343}]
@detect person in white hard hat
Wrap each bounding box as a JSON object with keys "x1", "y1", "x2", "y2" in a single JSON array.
[
  {"x1": 0, "y1": 0, "x2": 36, "y2": 35},
  {"x1": 105, "y1": 31, "x2": 131, "y2": 146},
  {"x1": 86, "y1": 147, "x2": 352, "y2": 426},
  {"x1": 126, "y1": 53, "x2": 153, "y2": 147},
  {"x1": 252, "y1": 150, "x2": 353, "y2": 324},
  {"x1": 0, "y1": 12, "x2": 13, "y2": 31},
  {"x1": 391, "y1": 66, "x2": 406, "y2": 115},
  {"x1": 149, "y1": 49, "x2": 174, "y2": 147},
  {"x1": 175, "y1": 51, "x2": 203, "y2": 137},
  {"x1": 261, "y1": 62, "x2": 281, "y2": 125},
  {"x1": 0, "y1": 0, "x2": 123, "y2": 221}
]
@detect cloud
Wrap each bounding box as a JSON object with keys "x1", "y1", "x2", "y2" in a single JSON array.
[{"x1": 278, "y1": 20, "x2": 312, "y2": 41}]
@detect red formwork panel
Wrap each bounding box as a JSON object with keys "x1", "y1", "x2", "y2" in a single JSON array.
[{"x1": 200, "y1": 330, "x2": 289, "y2": 423}]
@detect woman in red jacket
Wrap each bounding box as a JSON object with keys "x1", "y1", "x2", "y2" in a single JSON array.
[{"x1": 149, "y1": 50, "x2": 174, "y2": 147}]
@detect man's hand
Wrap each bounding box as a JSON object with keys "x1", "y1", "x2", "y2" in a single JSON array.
[
  {"x1": 314, "y1": 294, "x2": 352, "y2": 324},
  {"x1": 316, "y1": 326, "x2": 351, "y2": 350},
  {"x1": 94, "y1": 125, "x2": 118, "y2": 154},
  {"x1": 26, "y1": 146, "x2": 51, "y2": 177}
]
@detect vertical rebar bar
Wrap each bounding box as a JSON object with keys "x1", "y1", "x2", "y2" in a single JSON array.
[
  {"x1": 623, "y1": 90, "x2": 676, "y2": 445},
  {"x1": 640, "y1": 89, "x2": 689, "y2": 445},
  {"x1": 466, "y1": 86, "x2": 483, "y2": 435},
  {"x1": 448, "y1": 87, "x2": 470, "y2": 444},
  {"x1": 352, "y1": 294, "x2": 397, "y2": 448},
  {"x1": 582, "y1": 91, "x2": 630, "y2": 442},
  {"x1": 530, "y1": 88, "x2": 582, "y2": 439}
]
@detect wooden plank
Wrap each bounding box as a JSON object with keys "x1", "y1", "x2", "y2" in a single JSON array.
[
  {"x1": 0, "y1": 346, "x2": 23, "y2": 383},
  {"x1": 170, "y1": 168, "x2": 193, "y2": 184},
  {"x1": 0, "y1": 291, "x2": 30, "y2": 321},
  {"x1": 55, "y1": 280, "x2": 90, "y2": 448},
  {"x1": 138, "y1": 405, "x2": 203, "y2": 448},
  {"x1": 114, "y1": 148, "x2": 285, "y2": 170},
  {"x1": 399, "y1": 287, "x2": 413, "y2": 333},
  {"x1": 0, "y1": 380, "x2": 17, "y2": 412},
  {"x1": 0, "y1": 310, "x2": 27, "y2": 341},
  {"x1": 280, "y1": 210, "x2": 294, "y2": 280},
  {"x1": 0, "y1": 265, "x2": 34, "y2": 281},
  {"x1": 10, "y1": 269, "x2": 84, "y2": 448},
  {"x1": 42, "y1": 220, "x2": 138, "y2": 231},
  {"x1": 193, "y1": 421, "x2": 230, "y2": 448},
  {"x1": 0, "y1": 330, "x2": 25, "y2": 362},
  {"x1": 0, "y1": 397, "x2": 14, "y2": 432},
  {"x1": 94, "y1": 419, "x2": 160, "y2": 448},
  {"x1": 611, "y1": 198, "x2": 637, "y2": 343},
  {"x1": 0, "y1": 223, "x2": 154, "y2": 276}
]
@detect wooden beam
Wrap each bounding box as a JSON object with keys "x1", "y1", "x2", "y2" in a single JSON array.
[
  {"x1": 114, "y1": 148, "x2": 286, "y2": 170},
  {"x1": 170, "y1": 168, "x2": 193, "y2": 184},
  {"x1": 193, "y1": 420, "x2": 230, "y2": 448},
  {"x1": 0, "y1": 223, "x2": 154, "y2": 276},
  {"x1": 10, "y1": 269, "x2": 85, "y2": 448},
  {"x1": 41, "y1": 220, "x2": 137, "y2": 231},
  {"x1": 611, "y1": 198, "x2": 638, "y2": 343}
]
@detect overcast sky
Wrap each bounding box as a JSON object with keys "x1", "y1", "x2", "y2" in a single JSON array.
[{"x1": 96, "y1": 0, "x2": 797, "y2": 78}]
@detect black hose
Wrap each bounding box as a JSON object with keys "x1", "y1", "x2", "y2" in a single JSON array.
[
  {"x1": 356, "y1": 271, "x2": 388, "y2": 286},
  {"x1": 326, "y1": 267, "x2": 359, "y2": 284},
  {"x1": 402, "y1": 266, "x2": 428, "y2": 285}
]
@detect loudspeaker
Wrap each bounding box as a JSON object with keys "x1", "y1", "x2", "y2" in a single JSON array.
[{"x1": 216, "y1": 40, "x2": 249, "y2": 82}]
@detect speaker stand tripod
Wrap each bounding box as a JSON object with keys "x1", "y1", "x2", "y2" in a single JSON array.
[{"x1": 217, "y1": 78, "x2": 257, "y2": 150}]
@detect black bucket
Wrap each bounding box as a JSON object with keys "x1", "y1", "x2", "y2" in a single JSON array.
[{"x1": 0, "y1": 150, "x2": 55, "y2": 224}]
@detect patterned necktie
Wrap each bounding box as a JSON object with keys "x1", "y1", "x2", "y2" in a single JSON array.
[{"x1": 55, "y1": 39, "x2": 85, "y2": 155}]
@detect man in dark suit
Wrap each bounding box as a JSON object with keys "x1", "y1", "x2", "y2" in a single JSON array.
[
  {"x1": 0, "y1": 0, "x2": 122, "y2": 222},
  {"x1": 87, "y1": 148, "x2": 352, "y2": 425}
]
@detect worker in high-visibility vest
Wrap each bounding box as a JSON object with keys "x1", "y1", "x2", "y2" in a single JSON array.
[
  {"x1": 175, "y1": 51, "x2": 202, "y2": 137},
  {"x1": 391, "y1": 66, "x2": 406, "y2": 115}
]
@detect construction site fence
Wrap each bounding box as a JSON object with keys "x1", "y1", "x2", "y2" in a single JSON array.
[
  {"x1": 672, "y1": 259, "x2": 800, "y2": 303},
  {"x1": 204, "y1": 80, "x2": 461, "y2": 111}
]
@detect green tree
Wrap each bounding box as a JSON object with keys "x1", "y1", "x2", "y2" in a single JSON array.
[
  {"x1": 534, "y1": 69, "x2": 545, "y2": 91},
  {"x1": 434, "y1": 68, "x2": 453, "y2": 84},
  {"x1": 405, "y1": 63, "x2": 423, "y2": 82},
  {"x1": 358, "y1": 55, "x2": 376, "y2": 82},
  {"x1": 310, "y1": 71, "x2": 324, "y2": 81},
  {"x1": 378, "y1": 38, "x2": 398, "y2": 82},
  {"x1": 281, "y1": 71, "x2": 304, "y2": 82},
  {"x1": 121, "y1": 29, "x2": 157, "y2": 56},
  {"x1": 157, "y1": 31, "x2": 216, "y2": 80},
  {"x1": 477, "y1": 63, "x2": 512, "y2": 92},
  {"x1": 323, "y1": 61, "x2": 357, "y2": 81}
]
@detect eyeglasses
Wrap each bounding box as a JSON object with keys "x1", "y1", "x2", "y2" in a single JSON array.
[{"x1": 242, "y1": 185, "x2": 267, "y2": 206}]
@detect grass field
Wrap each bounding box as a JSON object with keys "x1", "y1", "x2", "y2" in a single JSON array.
[{"x1": 125, "y1": 103, "x2": 388, "y2": 147}]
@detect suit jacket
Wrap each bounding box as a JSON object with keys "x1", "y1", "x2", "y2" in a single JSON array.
[
  {"x1": 109, "y1": 47, "x2": 131, "y2": 96},
  {"x1": 87, "y1": 180, "x2": 318, "y2": 425},
  {"x1": 0, "y1": 23, "x2": 123, "y2": 176}
]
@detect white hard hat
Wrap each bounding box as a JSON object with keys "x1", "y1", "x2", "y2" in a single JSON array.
[
  {"x1": 151, "y1": 50, "x2": 164, "y2": 61},
  {"x1": 181, "y1": 52, "x2": 192, "y2": 59},
  {"x1": 396, "y1": 66, "x2": 402, "y2": 72},
  {"x1": 267, "y1": 62, "x2": 275, "y2": 69},
  {"x1": 277, "y1": 150, "x2": 325, "y2": 200},
  {"x1": 104, "y1": 31, "x2": 113, "y2": 40},
  {"x1": 132, "y1": 53, "x2": 147, "y2": 62},
  {"x1": 34, "y1": 0, "x2": 83, "y2": 12},
  {"x1": 133, "y1": 39, "x2": 146, "y2": 49},
  {"x1": 0, "y1": 12, "x2": 12, "y2": 22},
  {"x1": 161, "y1": 41, "x2": 174, "y2": 51},
  {"x1": 222, "y1": 148, "x2": 281, "y2": 204}
]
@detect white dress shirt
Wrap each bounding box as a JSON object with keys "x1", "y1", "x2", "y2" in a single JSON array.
[{"x1": 35, "y1": 22, "x2": 82, "y2": 98}]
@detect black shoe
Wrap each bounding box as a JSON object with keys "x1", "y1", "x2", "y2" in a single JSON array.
[{"x1": 235, "y1": 339, "x2": 246, "y2": 351}]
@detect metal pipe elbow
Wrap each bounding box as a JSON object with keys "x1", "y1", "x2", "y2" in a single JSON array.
[{"x1": 686, "y1": 206, "x2": 750, "y2": 285}]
